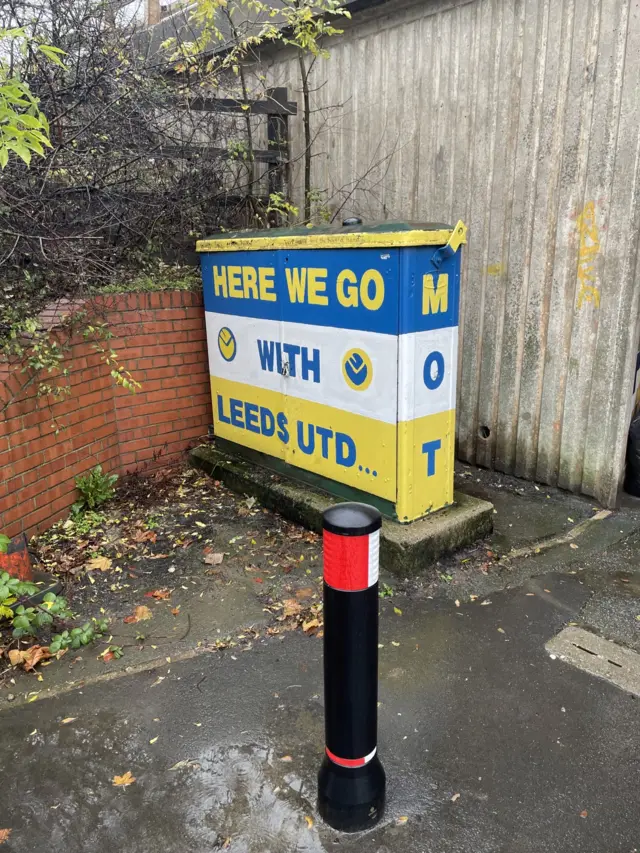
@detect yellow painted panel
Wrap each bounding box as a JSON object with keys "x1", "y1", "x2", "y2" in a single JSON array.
[
  {"x1": 197, "y1": 228, "x2": 458, "y2": 253},
  {"x1": 396, "y1": 409, "x2": 456, "y2": 521},
  {"x1": 211, "y1": 376, "x2": 397, "y2": 501}
]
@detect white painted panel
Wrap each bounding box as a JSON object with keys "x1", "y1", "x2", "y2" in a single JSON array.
[
  {"x1": 205, "y1": 312, "x2": 399, "y2": 424},
  {"x1": 397, "y1": 326, "x2": 458, "y2": 421}
]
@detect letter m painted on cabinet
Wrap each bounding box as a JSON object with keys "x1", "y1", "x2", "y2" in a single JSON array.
[{"x1": 422, "y1": 273, "x2": 448, "y2": 315}]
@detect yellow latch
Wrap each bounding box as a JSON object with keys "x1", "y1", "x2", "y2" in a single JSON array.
[{"x1": 431, "y1": 220, "x2": 467, "y2": 269}]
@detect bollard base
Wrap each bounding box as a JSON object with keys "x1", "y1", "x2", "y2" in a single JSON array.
[{"x1": 318, "y1": 754, "x2": 386, "y2": 833}]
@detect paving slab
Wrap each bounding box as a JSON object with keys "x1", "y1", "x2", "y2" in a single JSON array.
[{"x1": 1, "y1": 572, "x2": 638, "y2": 853}]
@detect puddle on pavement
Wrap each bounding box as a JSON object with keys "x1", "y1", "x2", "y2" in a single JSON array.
[
  {"x1": 15, "y1": 716, "x2": 326, "y2": 853},
  {"x1": 183, "y1": 744, "x2": 324, "y2": 852}
]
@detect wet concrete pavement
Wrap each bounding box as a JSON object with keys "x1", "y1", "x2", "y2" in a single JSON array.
[{"x1": 2, "y1": 571, "x2": 638, "y2": 853}]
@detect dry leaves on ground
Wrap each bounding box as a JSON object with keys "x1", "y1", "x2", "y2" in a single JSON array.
[
  {"x1": 203, "y1": 552, "x2": 224, "y2": 566},
  {"x1": 8, "y1": 645, "x2": 51, "y2": 671},
  {"x1": 144, "y1": 588, "x2": 171, "y2": 600},
  {"x1": 281, "y1": 599, "x2": 303, "y2": 618},
  {"x1": 295, "y1": 587, "x2": 315, "y2": 600},
  {"x1": 123, "y1": 605, "x2": 153, "y2": 624},
  {"x1": 0, "y1": 829, "x2": 11, "y2": 844},
  {"x1": 86, "y1": 555, "x2": 112, "y2": 572},
  {"x1": 133, "y1": 529, "x2": 157, "y2": 544},
  {"x1": 112, "y1": 771, "x2": 136, "y2": 787}
]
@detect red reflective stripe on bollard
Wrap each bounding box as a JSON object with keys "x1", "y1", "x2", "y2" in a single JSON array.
[
  {"x1": 323, "y1": 529, "x2": 380, "y2": 591},
  {"x1": 325, "y1": 747, "x2": 377, "y2": 768}
]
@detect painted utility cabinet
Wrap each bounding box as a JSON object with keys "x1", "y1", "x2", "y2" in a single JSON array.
[{"x1": 197, "y1": 221, "x2": 466, "y2": 522}]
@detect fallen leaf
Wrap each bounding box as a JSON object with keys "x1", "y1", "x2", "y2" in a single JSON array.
[
  {"x1": 480, "y1": 600, "x2": 492, "y2": 606},
  {"x1": 455, "y1": 600, "x2": 460, "y2": 608},
  {"x1": 86, "y1": 555, "x2": 112, "y2": 572},
  {"x1": 144, "y1": 588, "x2": 171, "y2": 600},
  {"x1": 279, "y1": 755, "x2": 293, "y2": 762},
  {"x1": 451, "y1": 792, "x2": 461, "y2": 802},
  {"x1": 195, "y1": 521, "x2": 207, "y2": 528},
  {"x1": 101, "y1": 650, "x2": 115, "y2": 663},
  {"x1": 497, "y1": 627, "x2": 505, "y2": 634},
  {"x1": 569, "y1": 543, "x2": 579, "y2": 550},
  {"x1": 203, "y1": 552, "x2": 224, "y2": 566},
  {"x1": 304, "y1": 816, "x2": 314, "y2": 829},
  {"x1": 123, "y1": 605, "x2": 153, "y2": 624},
  {"x1": 295, "y1": 587, "x2": 315, "y2": 600},
  {"x1": 525, "y1": 593, "x2": 535, "y2": 596},
  {"x1": 391, "y1": 641, "x2": 400, "y2": 647},
  {"x1": 544, "y1": 588, "x2": 551, "y2": 593},
  {"x1": 394, "y1": 606, "x2": 403, "y2": 615},
  {"x1": 9, "y1": 645, "x2": 51, "y2": 671},
  {"x1": 112, "y1": 771, "x2": 136, "y2": 787},
  {"x1": 133, "y1": 529, "x2": 157, "y2": 543},
  {"x1": 302, "y1": 618, "x2": 319, "y2": 633},
  {"x1": 60, "y1": 717, "x2": 77, "y2": 725},
  {"x1": 396, "y1": 816, "x2": 408, "y2": 825},
  {"x1": 254, "y1": 577, "x2": 264, "y2": 583},
  {"x1": 169, "y1": 759, "x2": 201, "y2": 770},
  {"x1": 171, "y1": 607, "x2": 181, "y2": 616},
  {"x1": 0, "y1": 829, "x2": 11, "y2": 844},
  {"x1": 245, "y1": 496, "x2": 257, "y2": 509},
  {"x1": 580, "y1": 810, "x2": 588, "y2": 818},
  {"x1": 282, "y1": 599, "x2": 303, "y2": 618},
  {"x1": 149, "y1": 736, "x2": 159, "y2": 744}
]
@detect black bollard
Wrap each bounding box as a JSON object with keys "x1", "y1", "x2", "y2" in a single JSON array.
[{"x1": 318, "y1": 502, "x2": 386, "y2": 832}]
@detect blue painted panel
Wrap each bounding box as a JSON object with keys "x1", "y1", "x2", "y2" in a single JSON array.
[
  {"x1": 399, "y1": 246, "x2": 461, "y2": 334},
  {"x1": 201, "y1": 248, "x2": 400, "y2": 335}
]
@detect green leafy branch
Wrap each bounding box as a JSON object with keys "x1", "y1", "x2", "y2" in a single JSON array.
[
  {"x1": 83, "y1": 322, "x2": 142, "y2": 395},
  {"x1": 0, "y1": 27, "x2": 66, "y2": 168}
]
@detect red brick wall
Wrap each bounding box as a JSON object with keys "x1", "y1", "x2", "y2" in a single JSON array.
[{"x1": 0, "y1": 290, "x2": 211, "y2": 537}]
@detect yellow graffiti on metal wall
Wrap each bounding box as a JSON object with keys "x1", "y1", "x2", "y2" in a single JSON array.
[{"x1": 576, "y1": 201, "x2": 600, "y2": 309}]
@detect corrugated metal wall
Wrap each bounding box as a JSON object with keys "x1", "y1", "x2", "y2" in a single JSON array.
[{"x1": 267, "y1": 0, "x2": 640, "y2": 507}]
